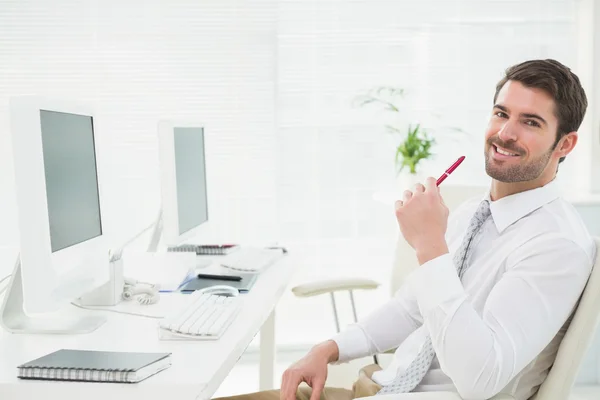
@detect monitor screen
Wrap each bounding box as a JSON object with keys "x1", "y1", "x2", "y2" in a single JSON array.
[
  {"x1": 40, "y1": 110, "x2": 103, "y2": 252},
  {"x1": 173, "y1": 127, "x2": 209, "y2": 235}
]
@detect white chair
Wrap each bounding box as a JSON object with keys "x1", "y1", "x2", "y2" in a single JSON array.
[{"x1": 292, "y1": 185, "x2": 600, "y2": 399}]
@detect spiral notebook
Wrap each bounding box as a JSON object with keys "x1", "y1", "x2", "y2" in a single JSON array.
[{"x1": 17, "y1": 349, "x2": 171, "y2": 383}]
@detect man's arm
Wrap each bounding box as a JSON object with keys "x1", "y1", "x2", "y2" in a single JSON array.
[
  {"x1": 332, "y1": 182, "x2": 473, "y2": 362},
  {"x1": 405, "y1": 234, "x2": 592, "y2": 399},
  {"x1": 280, "y1": 293, "x2": 422, "y2": 400},
  {"x1": 331, "y1": 289, "x2": 422, "y2": 362}
]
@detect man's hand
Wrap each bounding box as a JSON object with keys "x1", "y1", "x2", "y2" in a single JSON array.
[
  {"x1": 395, "y1": 177, "x2": 450, "y2": 265},
  {"x1": 280, "y1": 341, "x2": 338, "y2": 400}
]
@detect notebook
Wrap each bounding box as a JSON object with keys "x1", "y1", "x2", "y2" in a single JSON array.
[{"x1": 17, "y1": 349, "x2": 171, "y2": 383}]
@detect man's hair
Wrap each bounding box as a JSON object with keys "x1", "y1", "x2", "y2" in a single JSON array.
[{"x1": 493, "y1": 59, "x2": 588, "y2": 163}]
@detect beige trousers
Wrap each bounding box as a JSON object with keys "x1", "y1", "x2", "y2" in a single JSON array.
[{"x1": 214, "y1": 364, "x2": 382, "y2": 400}]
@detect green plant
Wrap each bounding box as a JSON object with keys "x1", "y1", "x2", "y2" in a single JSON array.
[
  {"x1": 354, "y1": 86, "x2": 436, "y2": 175},
  {"x1": 395, "y1": 124, "x2": 434, "y2": 174}
]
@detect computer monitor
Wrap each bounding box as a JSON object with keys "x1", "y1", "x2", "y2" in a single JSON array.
[
  {"x1": 152, "y1": 120, "x2": 211, "y2": 249},
  {"x1": 1, "y1": 96, "x2": 109, "y2": 333}
]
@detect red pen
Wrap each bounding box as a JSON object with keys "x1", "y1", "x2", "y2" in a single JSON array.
[{"x1": 436, "y1": 156, "x2": 465, "y2": 186}]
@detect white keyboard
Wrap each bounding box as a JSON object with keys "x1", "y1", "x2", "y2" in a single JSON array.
[
  {"x1": 218, "y1": 247, "x2": 284, "y2": 272},
  {"x1": 158, "y1": 291, "x2": 241, "y2": 340}
]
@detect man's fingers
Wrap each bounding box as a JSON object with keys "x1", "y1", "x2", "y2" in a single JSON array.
[
  {"x1": 414, "y1": 183, "x2": 425, "y2": 193},
  {"x1": 424, "y1": 177, "x2": 438, "y2": 193},
  {"x1": 279, "y1": 374, "x2": 289, "y2": 400},
  {"x1": 439, "y1": 194, "x2": 448, "y2": 207},
  {"x1": 402, "y1": 190, "x2": 413, "y2": 202},
  {"x1": 395, "y1": 200, "x2": 403, "y2": 210},
  {"x1": 309, "y1": 378, "x2": 325, "y2": 400},
  {"x1": 280, "y1": 373, "x2": 302, "y2": 400}
]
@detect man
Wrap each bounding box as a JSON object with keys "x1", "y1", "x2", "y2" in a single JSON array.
[{"x1": 219, "y1": 59, "x2": 596, "y2": 400}]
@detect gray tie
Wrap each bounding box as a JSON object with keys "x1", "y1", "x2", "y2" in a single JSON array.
[{"x1": 378, "y1": 200, "x2": 491, "y2": 395}]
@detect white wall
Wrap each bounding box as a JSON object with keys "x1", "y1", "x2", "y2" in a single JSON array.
[
  {"x1": 0, "y1": 0, "x2": 588, "y2": 263},
  {"x1": 574, "y1": 0, "x2": 600, "y2": 195},
  {"x1": 0, "y1": 0, "x2": 278, "y2": 279},
  {"x1": 276, "y1": 0, "x2": 582, "y2": 242}
]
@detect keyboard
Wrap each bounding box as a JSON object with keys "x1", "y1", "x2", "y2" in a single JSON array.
[
  {"x1": 218, "y1": 247, "x2": 284, "y2": 272},
  {"x1": 158, "y1": 291, "x2": 241, "y2": 340},
  {"x1": 167, "y1": 244, "x2": 236, "y2": 255}
]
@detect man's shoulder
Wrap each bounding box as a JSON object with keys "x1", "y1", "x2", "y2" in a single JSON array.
[{"x1": 520, "y1": 198, "x2": 596, "y2": 260}]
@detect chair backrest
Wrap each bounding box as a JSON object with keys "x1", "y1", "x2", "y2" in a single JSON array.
[
  {"x1": 389, "y1": 184, "x2": 488, "y2": 294},
  {"x1": 531, "y1": 236, "x2": 600, "y2": 400}
]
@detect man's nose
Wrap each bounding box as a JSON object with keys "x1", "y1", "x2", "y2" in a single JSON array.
[{"x1": 497, "y1": 119, "x2": 518, "y2": 142}]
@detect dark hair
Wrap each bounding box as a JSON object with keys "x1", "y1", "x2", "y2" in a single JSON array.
[{"x1": 494, "y1": 59, "x2": 588, "y2": 163}]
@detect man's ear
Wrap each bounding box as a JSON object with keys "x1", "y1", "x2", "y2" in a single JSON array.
[{"x1": 556, "y1": 131, "x2": 578, "y2": 159}]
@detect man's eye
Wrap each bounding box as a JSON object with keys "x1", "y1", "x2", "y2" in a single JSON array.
[
  {"x1": 525, "y1": 120, "x2": 540, "y2": 127},
  {"x1": 494, "y1": 111, "x2": 508, "y2": 118}
]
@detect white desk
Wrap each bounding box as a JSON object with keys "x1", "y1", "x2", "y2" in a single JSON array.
[{"x1": 0, "y1": 253, "x2": 297, "y2": 400}]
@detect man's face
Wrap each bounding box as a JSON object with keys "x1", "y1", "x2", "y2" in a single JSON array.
[{"x1": 484, "y1": 80, "x2": 560, "y2": 182}]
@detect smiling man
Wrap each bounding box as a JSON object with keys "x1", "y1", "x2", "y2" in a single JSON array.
[
  {"x1": 485, "y1": 62, "x2": 583, "y2": 197},
  {"x1": 216, "y1": 60, "x2": 596, "y2": 400}
]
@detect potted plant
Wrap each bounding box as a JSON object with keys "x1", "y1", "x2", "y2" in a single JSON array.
[{"x1": 354, "y1": 86, "x2": 435, "y2": 180}]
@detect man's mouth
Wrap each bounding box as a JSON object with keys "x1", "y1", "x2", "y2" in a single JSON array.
[{"x1": 492, "y1": 144, "x2": 520, "y2": 158}]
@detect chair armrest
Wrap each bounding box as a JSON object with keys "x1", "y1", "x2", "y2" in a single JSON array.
[
  {"x1": 291, "y1": 278, "x2": 380, "y2": 297},
  {"x1": 358, "y1": 393, "x2": 514, "y2": 400}
]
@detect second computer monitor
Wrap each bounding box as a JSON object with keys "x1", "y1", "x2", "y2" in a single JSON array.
[{"x1": 158, "y1": 121, "x2": 210, "y2": 246}]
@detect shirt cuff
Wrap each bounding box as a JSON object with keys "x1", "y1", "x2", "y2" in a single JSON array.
[
  {"x1": 406, "y1": 253, "x2": 466, "y2": 317},
  {"x1": 331, "y1": 325, "x2": 371, "y2": 363}
]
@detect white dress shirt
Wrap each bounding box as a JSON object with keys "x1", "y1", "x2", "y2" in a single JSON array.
[{"x1": 333, "y1": 181, "x2": 596, "y2": 400}]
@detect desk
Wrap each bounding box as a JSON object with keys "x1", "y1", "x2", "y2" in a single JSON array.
[{"x1": 0, "y1": 253, "x2": 297, "y2": 400}]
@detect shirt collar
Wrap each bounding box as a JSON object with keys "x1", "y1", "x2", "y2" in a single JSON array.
[{"x1": 484, "y1": 180, "x2": 561, "y2": 234}]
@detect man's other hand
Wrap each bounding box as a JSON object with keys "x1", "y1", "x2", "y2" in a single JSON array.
[{"x1": 280, "y1": 341, "x2": 338, "y2": 400}]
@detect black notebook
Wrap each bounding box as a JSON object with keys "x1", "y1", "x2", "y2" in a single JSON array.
[{"x1": 17, "y1": 349, "x2": 171, "y2": 383}]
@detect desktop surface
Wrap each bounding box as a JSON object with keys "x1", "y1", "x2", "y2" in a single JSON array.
[{"x1": 0, "y1": 252, "x2": 296, "y2": 400}]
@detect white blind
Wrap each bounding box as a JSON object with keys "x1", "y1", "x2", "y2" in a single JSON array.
[
  {"x1": 0, "y1": 0, "x2": 278, "y2": 256},
  {"x1": 276, "y1": 0, "x2": 579, "y2": 241},
  {"x1": 0, "y1": 0, "x2": 582, "y2": 254}
]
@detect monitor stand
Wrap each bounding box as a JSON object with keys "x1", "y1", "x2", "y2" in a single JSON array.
[
  {"x1": 0, "y1": 256, "x2": 106, "y2": 334},
  {"x1": 147, "y1": 210, "x2": 163, "y2": 253},
  {"x1": 107, "y1": 209, "x2": 163, "y2": 258}
]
